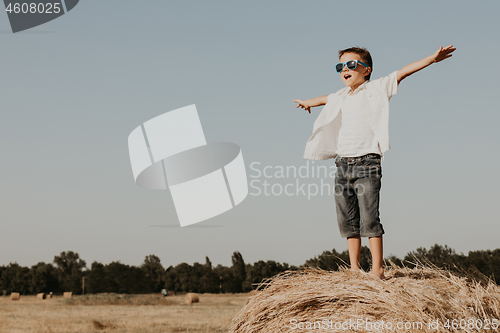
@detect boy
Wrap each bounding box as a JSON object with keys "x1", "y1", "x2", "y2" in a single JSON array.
[{"x1": 294, "y1": 45, "x2": 456, "y2": 279}]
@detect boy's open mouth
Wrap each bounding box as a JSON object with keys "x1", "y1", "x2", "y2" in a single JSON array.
[{"x1": 344, "y1": 74, "x2": 352, "y2": 80}]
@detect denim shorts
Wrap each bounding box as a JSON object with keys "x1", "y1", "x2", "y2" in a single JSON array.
[{"x1": 334, "y1": 153, "x2": 384, "y2": 238}]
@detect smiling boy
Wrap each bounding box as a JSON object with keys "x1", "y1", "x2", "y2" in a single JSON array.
[{"x1": 294, "y1": 45, "x2": 456, "y2": 279}]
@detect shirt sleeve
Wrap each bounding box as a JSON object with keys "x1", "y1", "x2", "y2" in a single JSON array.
[
  {"x1": 371, "y1": 70, "x2": 399, "y2": 99},
  {"x1": 326, "y1": 87, "x2": 347, "y2": 104},
  {"x1": 326, "y1": 92, "x2": 337, "y2": 104}
]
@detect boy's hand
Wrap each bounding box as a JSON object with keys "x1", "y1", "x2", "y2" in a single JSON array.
[
  {"x1": 294, "y1": 99, "x2": 311, "y2": 114},
  {"x1": 294, "y1": 96, "x2": 328, "y2": 113},
  {"x1": 432, "y1": 45, "x2": 456, "y2": 63}
]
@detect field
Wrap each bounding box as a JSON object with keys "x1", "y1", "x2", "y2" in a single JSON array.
[{"x1": 0, "y1": 293, "x2": 248, "y2": 333}]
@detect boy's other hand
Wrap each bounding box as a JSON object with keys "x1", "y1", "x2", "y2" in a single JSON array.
[
  {"x1": 433, "y1": 45, "x2": 456, "y2": 63},
  {"x1": 294, "y1": 99, "x2": 311, "y2": 113}
]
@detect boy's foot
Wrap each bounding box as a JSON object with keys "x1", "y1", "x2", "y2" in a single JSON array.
[{"x1": 369, "y1": 268, "x2": 386, "y2": 280}]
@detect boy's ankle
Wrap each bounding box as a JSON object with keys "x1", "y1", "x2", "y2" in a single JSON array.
[{"x1": 370, "y1": 267, "x2": 386, "y2": 280}]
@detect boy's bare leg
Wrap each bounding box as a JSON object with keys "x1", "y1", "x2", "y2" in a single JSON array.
[
  {"x1": 347, "y1": 235, "x2": 361, "y2": 270},
  {"x1": 368, "y1": 236, "x2": 386, "y2": 280}
]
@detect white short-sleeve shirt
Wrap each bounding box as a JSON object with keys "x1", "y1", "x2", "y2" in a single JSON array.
[{"x1": 303, "y1": 71, "x2": 399, "y2": 160}]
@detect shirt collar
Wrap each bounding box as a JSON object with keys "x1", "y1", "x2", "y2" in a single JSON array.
[{"x1": 347, "y1": 80, "x2": 369, "y2": 96}]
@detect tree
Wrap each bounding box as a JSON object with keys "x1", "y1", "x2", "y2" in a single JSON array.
[
  {"x1": 86, "y1": 261, "x2": 149, "y2": 294},
  {"x1": 200, "y1": 257, "x2": 218, "y2": 293},
  {"x1": 0, "y1": 263, "x2": 30, "y2": 294},
  {"x1": 204, "y1": 256, "x2": 212, "y2": 270},
  {"x1": 53, "y1": 251, "x2": 86, "y2": 294},
  {"x1": 104, "y1": 261, "x2": 148, "y2": 294},
  {"x1": 231, "y1": 252, "x2": 246, "y2": 293},
  {"x1": 403, "y1": 244, "x2": 466, "y2": 269},
  {"x1": 29, "y1": 262, "x2": 58, "y2": 294},
  {"x1": 304, "y1": 249, "x2": 348, "y2": 271},
  {"x1": 304, "y1": 246, "x2": 371, "y2": 271},
  {"x1": 213, "y1": 264, "x2": 235, "y2": 293},
  {"x1": 141, "y1": 255, "x2": 165, "y2": 293},
  {"x1": 87, "y1": 262, "x2": 108, "y2": 294},
  {"x1": 165, "y1": 262, "x2": 195, "y2": 293}
]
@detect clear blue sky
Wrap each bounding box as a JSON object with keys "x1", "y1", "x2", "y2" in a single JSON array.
[{"x1": 1, "y1": 0, "x2": 499, "y2": 269}]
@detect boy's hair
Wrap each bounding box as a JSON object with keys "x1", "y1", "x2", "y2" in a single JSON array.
[{"x1": 338, "y1": 47, "x2": 373, "y2": 81}]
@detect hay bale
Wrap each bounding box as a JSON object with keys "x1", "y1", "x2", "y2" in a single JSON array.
[
  {"x1": 46, "y1": 294, "x2": 52, "y2": 299},
  {"x1": 245, "y1": 290, "x2": 260, "y2": 305},
  {"x1": 10, "y1": 292, "x2": 20, "y2": 300},
  {"x1": 63, "y1": 292, "x2": 72, "y2": 299},
  {"x1": 185, "y1": 293, "x2": 199, "y2": 304},
  {"x1": 248, "y1": 290, "x2": 259, "y2": 296},
  {"x1": 229, "y1": 266, "x2": 500, "y2": 333},
  {"x1": 36, "y1": 293, "x2": 46, "y2": 299}
]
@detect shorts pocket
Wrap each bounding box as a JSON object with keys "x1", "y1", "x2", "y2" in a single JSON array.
[{"x1": 359, "y1": 156, "x2": 381, "y2": 169}]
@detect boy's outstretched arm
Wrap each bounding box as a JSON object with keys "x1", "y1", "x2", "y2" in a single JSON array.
[
  {"x1": 294, "y1": 95, "x2": 328, "y2": 114},
  {"x1": 397, "y1": 45, "x2": 456, "y2": 84}
]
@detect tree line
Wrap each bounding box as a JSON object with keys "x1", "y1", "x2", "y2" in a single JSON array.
[{"x1": 1, "y1": 244, "x2": 499, "y2": 295}]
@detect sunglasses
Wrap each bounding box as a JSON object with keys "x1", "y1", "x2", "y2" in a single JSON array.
[{"x1": 335, "y1": 60, "x2": 369, "y2": 73}]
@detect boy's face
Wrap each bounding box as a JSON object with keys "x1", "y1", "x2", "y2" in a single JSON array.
[{"x1": 339, "y1": 52, "x2": 371, "y2": 90}]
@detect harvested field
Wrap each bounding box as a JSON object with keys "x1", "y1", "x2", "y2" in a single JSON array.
[
  {"x1": 0, "y1": 293, "x2": 248, "y2": 333},
  {"x1": 65, "y1": 293, "x2": 175, "y2": 306}
]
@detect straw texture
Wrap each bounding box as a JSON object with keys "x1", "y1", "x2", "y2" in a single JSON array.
[{"x1": 230, "y1": 265, "x2": 500, "y2": 333}]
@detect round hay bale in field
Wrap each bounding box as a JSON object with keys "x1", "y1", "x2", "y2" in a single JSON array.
[
  {"x1": 185, "y1": 293, "x2": 199, "y2": 304},
  {"x1": 36, "y1": 293, "x2": 46, "y2": 299},
  {"x1": 229, "y1": 267, "x2": 500, "y2": 333},
  {"x1": 63, "y1": 292, "x2": 72, "y2": 298},
  {"x1": 10, "y1": 292, "x2": 20, "y2": 301}
]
